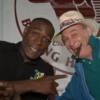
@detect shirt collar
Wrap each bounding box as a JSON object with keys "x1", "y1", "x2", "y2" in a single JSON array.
[{"x1": 88, "y1": 35, "x2": 98, "y2": 49}]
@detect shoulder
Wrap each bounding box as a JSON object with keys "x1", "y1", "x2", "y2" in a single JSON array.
[
  {"x1": 0, "y1": 41, "x2": 19, "y2": 52},
  {"x1": 90, "y1": 36, "x2": 100, "y2": 45},
  {"x1": 0, "y1": 41, "x2": 15, "y2": 47}
]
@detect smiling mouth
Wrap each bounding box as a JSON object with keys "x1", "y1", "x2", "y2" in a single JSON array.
[
  {"x1": 75, "y1": 43, "x2": 82, "y2": 58},
  {"x1": 31, "y1": 47, "x2": 37, "y2": 52},
  {"x1": 31, "y1": 47, "x2": 43, "y2": 54}
]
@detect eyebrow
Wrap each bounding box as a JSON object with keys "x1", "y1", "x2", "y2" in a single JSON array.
[{"x1": 69, "y1": 29, "x2": 78, "y2": 33}]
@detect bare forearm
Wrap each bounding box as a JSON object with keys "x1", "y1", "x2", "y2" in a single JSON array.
[
  {"x1": 9, "y1": 80, "x2": 38, "y2": 94},
  {"x1": 0, "y1": 75, "x2": 66, "y2": 96}
]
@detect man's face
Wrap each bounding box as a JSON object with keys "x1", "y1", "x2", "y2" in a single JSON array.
[
  {"x1": 62, "y1": 24, "x2": 88, "y2": 58},
  {"x1": 22, "y1": 22, "x2": 53, "y2": 60}
]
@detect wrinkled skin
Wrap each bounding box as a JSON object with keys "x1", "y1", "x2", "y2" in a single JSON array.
[{"x1": 62, "y1": 24, "x2": 92, "y2": 59}]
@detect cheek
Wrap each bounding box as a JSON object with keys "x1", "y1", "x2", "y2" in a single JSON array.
[
  {"x1": 64, "y1": 43, "x2": 70, "y2": 50},
  {"x1": 23, "y1": 35, "x2": 32, "y2": 44},
  {"x1": 73, "y1": 36, "x2": 82, "y2": 45},
  {"x1": 41, "y1": 44, "x2": 48, "y2": 51},
  {"x1": 45, "y1": 46, "x2": 48, "y2": 51}
]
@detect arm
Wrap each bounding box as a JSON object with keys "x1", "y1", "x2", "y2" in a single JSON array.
[
  {"x1": 0, "y1": 79, "x2": 57, "y2": 96},
  {"x1": 0, "y1": 75, "x2": 66, "y2": 97}
]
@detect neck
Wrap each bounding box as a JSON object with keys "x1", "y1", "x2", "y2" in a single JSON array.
[{"x1": 19, "y1": 44, "x2": 30, "y2": 62}]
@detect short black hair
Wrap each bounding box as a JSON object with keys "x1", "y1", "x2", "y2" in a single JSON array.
[{"x1": 30, "y1": 18, "x2": 55, "y2": 36}]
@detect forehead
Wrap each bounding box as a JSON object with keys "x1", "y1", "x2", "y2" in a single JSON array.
[
  {"x1": 29, "y1": 22, "x2": 52, "y2": 37},
  {"x1": 30, "y1": 21, "x2": 48, "y2": 30},
  {"x1": 62, "y1": 24, "x2": 83, "y2": 36}
]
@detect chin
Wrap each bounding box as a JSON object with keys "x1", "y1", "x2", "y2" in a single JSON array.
[
  {"x1": 30, "y1": 55, "x2": 40, "y2": 59},
  {"x1": 25, "y1": 53, "x2": 37, "y2": 60},
  {"x1": 32, "y1": 53, "x2": 43, "y2": 59}
]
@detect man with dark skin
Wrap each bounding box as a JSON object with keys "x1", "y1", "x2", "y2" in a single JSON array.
[{"x1": 0, "y1": 18, "x2": 66, "y2": 100}]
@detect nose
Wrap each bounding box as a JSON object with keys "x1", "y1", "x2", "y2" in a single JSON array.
[
  {"x1": 65, "y1": 38, "x2": 74, "y2": 49},
  {"x1": 36, "y1": 38, "x2": 42, "y2": 45},
  {"x1": 70, "y1": 39, "x2": 74, "y2": 46}
]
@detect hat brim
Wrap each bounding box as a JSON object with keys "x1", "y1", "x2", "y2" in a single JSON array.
[
  {"x1": 53, "y1": 19, "x2": 99, "y2": 43},
  {"x1": 56, "y1": 21, "x2": 85, "y2": 37}
]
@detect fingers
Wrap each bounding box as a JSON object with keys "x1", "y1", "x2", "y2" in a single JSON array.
[
  {"x1": 0, "y1": 82, "x2": 14, "y2": 97},
  {"x1": 0, "y1": 82, "x2": 7, "y2": 96},
  {"x1": 50, "y1": 82, "x2": 58, "y2": 95},
  {"x1": 0, "y1": 82, "x2": 6, "y2": 91},
  {"x1": 47, "y1": 75, "x2": 67, "y2": 80}
]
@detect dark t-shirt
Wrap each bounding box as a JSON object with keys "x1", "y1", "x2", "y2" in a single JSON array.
[{"x1": 0, "y1": 41, "x2": 54, "y2": 100}]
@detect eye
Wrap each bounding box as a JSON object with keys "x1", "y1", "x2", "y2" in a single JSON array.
[
  {"x1": 31, "y1": 32, "x2": 38, "y2": 36},
  {"x1": 32, "y1": 32, "x2": 36, "y2": 34},
  {"x1": 62, "y1": 36, "x2": 69, "y2": 44},
  {"x1": 71, "y1": 33, "x2": 77, "y2": 37},
  {"x1": 42, "y1": 38, "x2": 51, "y2": 44}
]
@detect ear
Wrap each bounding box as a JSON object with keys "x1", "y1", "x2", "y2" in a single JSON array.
[{"x1": 22, "y1": 27, "x2": 29, "y2": 37}]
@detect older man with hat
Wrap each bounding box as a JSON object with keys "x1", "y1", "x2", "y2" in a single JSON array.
[{"x1": 55, "y1": 10, "x2": 100, "y2": 100}]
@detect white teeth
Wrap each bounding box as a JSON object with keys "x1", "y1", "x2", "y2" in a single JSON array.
[
  {"x1": 31, "y1": 47, "x2": 37, "y2": 52},
  {"x1": 74, "y1": 42, "x2": 80, "y2": 49},
  {"x1": 75, "y1": 43, "x2": 80, "y2": 47}
]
